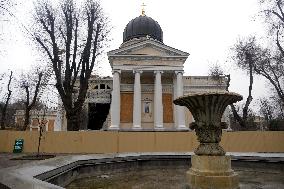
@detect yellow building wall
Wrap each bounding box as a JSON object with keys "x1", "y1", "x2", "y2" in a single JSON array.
[{"x1": 0, "y1": 131, "x2": 284, "y2": 153}]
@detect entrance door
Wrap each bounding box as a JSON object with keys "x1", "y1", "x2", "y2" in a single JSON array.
[{"x1": 88, "y1": 103, "x2": 110, "y2": 130}]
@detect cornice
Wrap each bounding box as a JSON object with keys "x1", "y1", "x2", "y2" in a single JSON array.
[{"x1": 108, "y1": 39, "x2": 189, "y2": 57}]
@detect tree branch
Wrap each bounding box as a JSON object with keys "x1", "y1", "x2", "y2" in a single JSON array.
[
  {"x1": 276, "y1": 29, "x2": 284, "y2": 56},
  {"x1": 0, "y1": 71, "x2": 13, "y2": 129},
  {"x1": 35, "y1": 37, "x2": 53, "y2": 62},
  {"x1": 71, "y1": 17, "x2": 79, "y2": 88},
  {"x1": 28, "y1": 72, "x2": 43, "y2": 110},
  {"x1": 89, "y1": 24, "x2": 100, "y2": 75},
  {"x1": 272, "y1": 10, "x2": 284, "y2": 22},
  {"x1": 277, "y1": 0, "x2": 284, "y2": 20}
]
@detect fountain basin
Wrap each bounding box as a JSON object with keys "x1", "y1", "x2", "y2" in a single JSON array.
[{"x1": 0, "y1": 153, "x2": 283, "y2": 189}]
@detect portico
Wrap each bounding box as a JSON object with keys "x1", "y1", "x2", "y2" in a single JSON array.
[{"x1": 108, "y1": 59, "x2": 188, "y2": 131}]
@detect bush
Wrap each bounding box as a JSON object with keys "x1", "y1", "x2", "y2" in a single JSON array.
[{"x1": 268, "y1": 120, "x2": 284, "y2": 131}]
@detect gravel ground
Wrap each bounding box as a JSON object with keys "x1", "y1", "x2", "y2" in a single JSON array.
[
  {"x1": 0, "y1": 153, "x2": 61, "y2": 169},
  {"x1": 0, "y1": 153, "x2": 37, "y2": 169}
]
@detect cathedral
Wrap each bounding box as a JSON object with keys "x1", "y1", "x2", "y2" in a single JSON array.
[
  {"x1": 17, "y1": 10, "x2": 228, "y2": 131},
  {"x1": 72, "y1": 11, "x2": 228, "y2": 131},
  {"x1": 106, "y1": 12, "x2": 229, "y2": 131}
]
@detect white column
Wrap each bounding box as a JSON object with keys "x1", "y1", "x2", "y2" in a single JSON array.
[
  {"x1": 173, "y1": 76, "x2": 177, "y2": 128},
  {"x1": 175, "y1": 71, "x2": 187, "y2": 130},
  {"x1": 110, "y1": 70, "x2": 121, "y2": 130},
  {"x1": 133, "y1": 70, "x2": 142, "y2": 129},
  {"x1": 154, "y1": 70, "x2": 163, "y2": 129}
]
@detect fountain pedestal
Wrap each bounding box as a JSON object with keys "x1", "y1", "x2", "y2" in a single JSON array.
[
  {"x1": 187, "y1": 155, "x2": 239, "y2": 189},
  {"x1": 173, "y1": 92, "x2": 242, "y2": 189}
]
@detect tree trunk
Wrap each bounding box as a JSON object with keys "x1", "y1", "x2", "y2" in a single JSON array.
[
  {"x1": 230, "y1": 104, "x2": 246, "y2": 128},
  {"x1": 37, "y1": 126, "x2": 43, "y2": 156},
  {"x1": 226, "y1": 74, "x2": 247, "y2": 129},
  {"x1": 66, "y1": 110, "x2": 81, "y2": 131},
  {"x1": 242, "y1": 54, "x2": 254, "y2": 121},
  {"x1": 23, "y1": 108, "x2": 30, "y2": 131},
  {"x1": 0, "y1": 71, "x2": 13, "y2": 130},
  {"x1": 0, "y1": 102, "x2": 9, "y2": 129},
  {"x1": 230, "y1": 54, "x2": 254, "y2": 130}
]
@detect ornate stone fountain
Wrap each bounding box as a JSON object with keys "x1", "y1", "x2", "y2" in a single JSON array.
[{"x1": 174, "y1": 91, "x2": 243, "y2": 189}]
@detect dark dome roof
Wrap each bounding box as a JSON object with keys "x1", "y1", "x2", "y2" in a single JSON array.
[{"x1": 123, "y1": 15, "x2": 163, "y2": 43}]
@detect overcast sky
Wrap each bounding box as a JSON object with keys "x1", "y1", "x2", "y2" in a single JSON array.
[{"x1": 0, "y1": 0, "x2": 272, "y2": 109}]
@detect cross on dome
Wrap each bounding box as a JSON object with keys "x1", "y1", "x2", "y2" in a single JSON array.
[{"x1": 141, "y1": 2, "x2": 146, "y2": 16}]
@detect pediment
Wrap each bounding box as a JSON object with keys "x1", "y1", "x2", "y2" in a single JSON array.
[{"x1": 108, "y1": 40, "x2": 189, "y2": 58}]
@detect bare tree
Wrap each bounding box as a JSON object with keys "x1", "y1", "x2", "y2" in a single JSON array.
[
  {"x1": 271, "y1": 94, "x2": 284, "y2": 118},
  {"x1": 0, "y1": 0, "x2": 15, "y2": 17},
  {"x1": 232, "y1": 37, "x2": 284, "y2": 108},
  {"x1": 209, "y1": 44, "x2": 256, "y2": 130},
  {"x1": 231, "y1": 39, "x2": 256, "y2": 128},
  {"x1": 34, "y1": 0, "x2": 108, "y2": 130},
  {"x1": 211, "y1": 0, "x2": 284, "y2": 129},
  {"x1": 20, "y1": 71, "x2": 45, "y2": 131},
  {"x1": 254, "y1": 50, "x2": 284, "y2": 103},
  {"x1": 259, "y1": 97, "x2": 274, "y2": 123},
  {"x1": 259, "y1": 95, "x2": 284, "y2": 119},
  {"x1": 35, "y1": 106, "x2": 47, "y2": 156},
  {"x1": 259, "y1": 95, "x2": 284, "y2": 130},
  {"x1": 0, "y1": 71, "x2": 13, "y2": 129},
  {"x1": 256, "y1": 0, "x2": 284, "y2": 103},
  {"x1": 208, "y1": 63, "x2": 225, "y2": 83}
]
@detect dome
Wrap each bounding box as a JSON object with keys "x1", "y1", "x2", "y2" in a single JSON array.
[{"x1": 123, "y1": 15, "x2": 163, "y2": 43}]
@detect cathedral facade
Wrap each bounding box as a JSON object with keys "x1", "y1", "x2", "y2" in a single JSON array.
[{"x1": 52, "y1": 13, "x2": 229, "y2": 131}]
